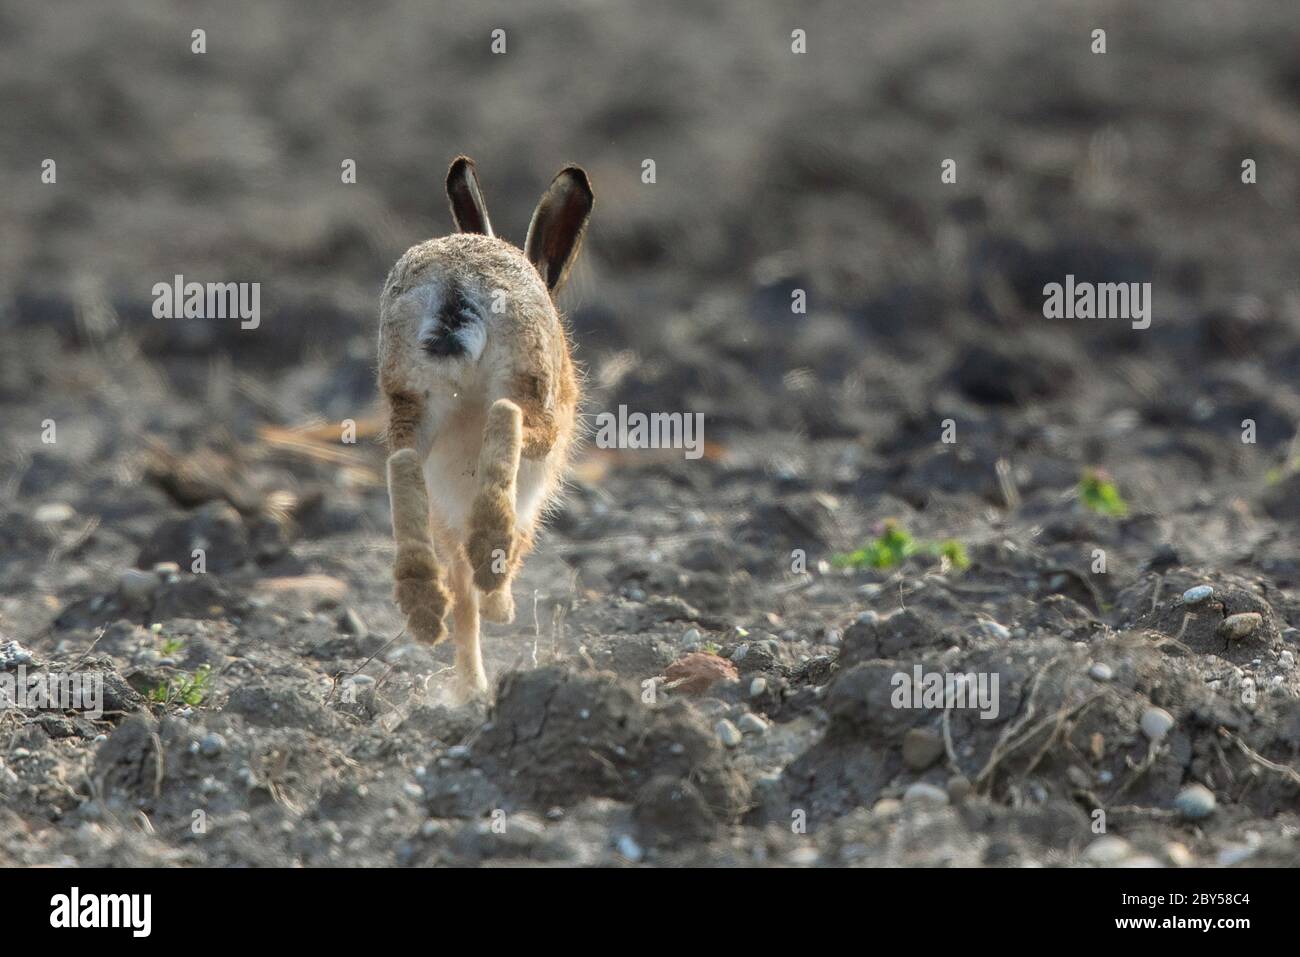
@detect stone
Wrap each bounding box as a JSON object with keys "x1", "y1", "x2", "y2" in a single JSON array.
[
  {"x1": 118, "y1": 568, "x2": 159, "y2": 605},
  {"x1": 664, "y1": 652, "x2": 739, "y2": 695},
  {"x1": 1140, "y1": 707, "x2": 1174, "y2": 742},
  {"x1": 338, "y1": 608, "x2": 368, "y2": 639},
  {"x1": 0, "y1": 640, "x2": 34, "y2": 668},
  {"x1": 34, "y1": 503, "x2": 75, "y2": 523},
  {"x1": 902, "y1": 782, "x2": 948, "y2": 806},
  {"x1": 1218, "y1": 613, "x2": 1262, "y2": 641},
  {"x1": 1084, "y1": 836, "x2": 1132, "y2": 865},
  {"x1": 616, "y1": 834, "x2": 644, "y2": 863},
  {"x1": 902, "y1": 728, "x2": 945, "y2": 771},
  {"x1": 737, "y1": 713, "x2": 768, "y2": 735},
  {"x1": 872, "y1": 798, "x2": 902, "y2": 817},
  {"x1": 947, "y1": 775, "x2": 972, "y2": 804},
  {"x1": 715, "y1": 719, "x2": 742, "y2": 748},
  {"x1": 1174, "y1": 783, "x2": 1215, "y2": 820}
]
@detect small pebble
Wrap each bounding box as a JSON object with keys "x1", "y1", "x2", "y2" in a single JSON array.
[
  {"x1": 117, "y1": 568, "x2": 159, "y2": 604},
  {"x1": 737, "y1": 713, "x2": 768, "y2": 736},
  {"x1": 1216, "y1": 843, "x2": 1257, "y2": 866},
  {"x1": 1218, "y1": 613, "x2": 1262, "y2": 641},
  {"x1": 1165, "y1": 842, "x2": 1193, "y2": 867},
  {"x1": 0, "y1": 640, "x2": 34, "y2": 668},
  {"x1": 902, "y1": 728, "x2": 944, "y2": 771},
  {"x1": 978, "y1": 620, "x2": 1011, "y2": 641},
  {"x1": 446, "y1": 744, "x2": 471, "y2": 762},
  {"x1": 715, "y1": 719, "x2": 743, "y2": 748},
  {"x1": 1140, "y1": 706, "x2": 1175, "y2": 742},
  {"x1": 1084, "y1": 836, "x2": 1132, "y2": 865},
  {"x1": 1174, "y1": 783, "x2": 1215, "y2": 820},
  {"x1": 749, "y1": 676, "x2": 767, "y2": 698},
  {"x1": 1279, "y1": 651, "x2": 1295, "y2": 671},
  {"x1": 338, "y1": 608, "x2": 368, "y2": 638},
  {"x1": 34, "y1": 502, "x2": 75, "y2": 523},
  {"x1": 1182, "y1": 585, "x2": 1214, "y2": 606},
  {"x1": 872, "y1": 798, "x2": 902, "y2": 817},
  {"x1": 681, "y1": 628, "x2": 701, "y2": 648},
  {"x1": 902, "y1": 782, "x2": 948, "y2": 806},
  {"x1": 787, "y1": 845, "x2": 820, "y2": 865},
  {"x1": 1089, "y1": 662, "x2": 1113, "y2": 682},
  {"x1": 615, "y1": 834, "x2": 643, "y2": 863},
  {"x1": 152, "y1": 562, "x2": 181, "y2": 582},
  {"x1": 947, "y1": 775, "x2": 972, "y2": 804}
]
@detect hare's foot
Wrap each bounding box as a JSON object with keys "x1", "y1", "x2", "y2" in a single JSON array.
[
  {"x1": 480, "y1": 586, "x2": 515, "y2": 624},
  {"x1": 450, "y1": 658, "x2": 490, "y2": 705},
  {"x1": 393, "y1": 544, "x2": 449, "y2": 644}
]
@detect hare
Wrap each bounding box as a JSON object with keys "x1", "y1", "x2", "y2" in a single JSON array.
[{"x1": 378, "y1": 156, "x2": 591, "y2": 700}]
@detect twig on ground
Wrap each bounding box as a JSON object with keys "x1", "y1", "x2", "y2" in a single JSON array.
[{"x1": 1220, "y1": 727, "x2": 1300, "y2": 787}]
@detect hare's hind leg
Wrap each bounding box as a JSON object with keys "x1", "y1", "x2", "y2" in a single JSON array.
[
  {"x1": 444, "y1": 540, "x2": 489, "y2": 699},
  {"x1": 466, "y1": 398, "x2": 523, "y2": 594},
  {"x1": 386, "y1": 394, "x2": 449, "y2": 644}
]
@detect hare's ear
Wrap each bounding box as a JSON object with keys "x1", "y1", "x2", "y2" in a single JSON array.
[
  {"x1": 524, "y1": 165, "x2": 593, "y2": 296},
  {"x1": 446, "y1": 156, "x2": 494, "y2": 236}
]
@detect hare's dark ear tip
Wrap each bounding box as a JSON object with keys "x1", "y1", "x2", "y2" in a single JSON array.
[
  {"x1": 558, "y1": 165, "x2": 593, "y2": 200},
  {"x1": 448, "y1": 155, "x2": 476, "y2": 179}
]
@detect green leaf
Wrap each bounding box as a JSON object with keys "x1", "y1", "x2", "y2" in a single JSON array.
[
  {"x1": 935, "y1": 539, "x2": 970, "y2": 570},
  {"x1": 832, "y1": 521, "x2": 916, "y2": 570},
  {"x1": 1079, "y1": 469, "x2": 1128, "y2": 517}
]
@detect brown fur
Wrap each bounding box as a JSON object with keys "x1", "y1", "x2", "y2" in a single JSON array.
[
  {"x1": 466, "y1": 398, "x2": 522, "y2": 593},
  {"x1": 387, "y1": 449, "x2": 448, "y2": 644}
]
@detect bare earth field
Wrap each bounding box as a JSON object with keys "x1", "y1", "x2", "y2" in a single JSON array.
[{"x1": 2, "y1": 0, "x2": 1300, "y2": 867}]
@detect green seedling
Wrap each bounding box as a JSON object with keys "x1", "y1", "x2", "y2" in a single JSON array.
[
  {"x1": 1079, "y1": 469, "x2": 1128, "y2": 517},
  {"x1": 834, "y1": 523, "x2": 972, "y2": 573},
  {"x1": 934, "y1": 539, "x2": 971, "y2": 571},
  {"x1": 150, "y1": 664, "x2": 212, "y2": 707},
  {"x1": 832, "y1": 521, "x2": 916, "y2": 570},
  {"x1": 1265, "y1": 457, "x2": 1300, "y2": 485},
  {"x1": 160, "y1": 637, "x2": 185, "y2": 657}
]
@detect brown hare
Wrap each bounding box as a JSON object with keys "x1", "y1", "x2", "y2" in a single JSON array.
[{"x1": 378, "y1": 156, "x2": 591, "y2": 701}]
